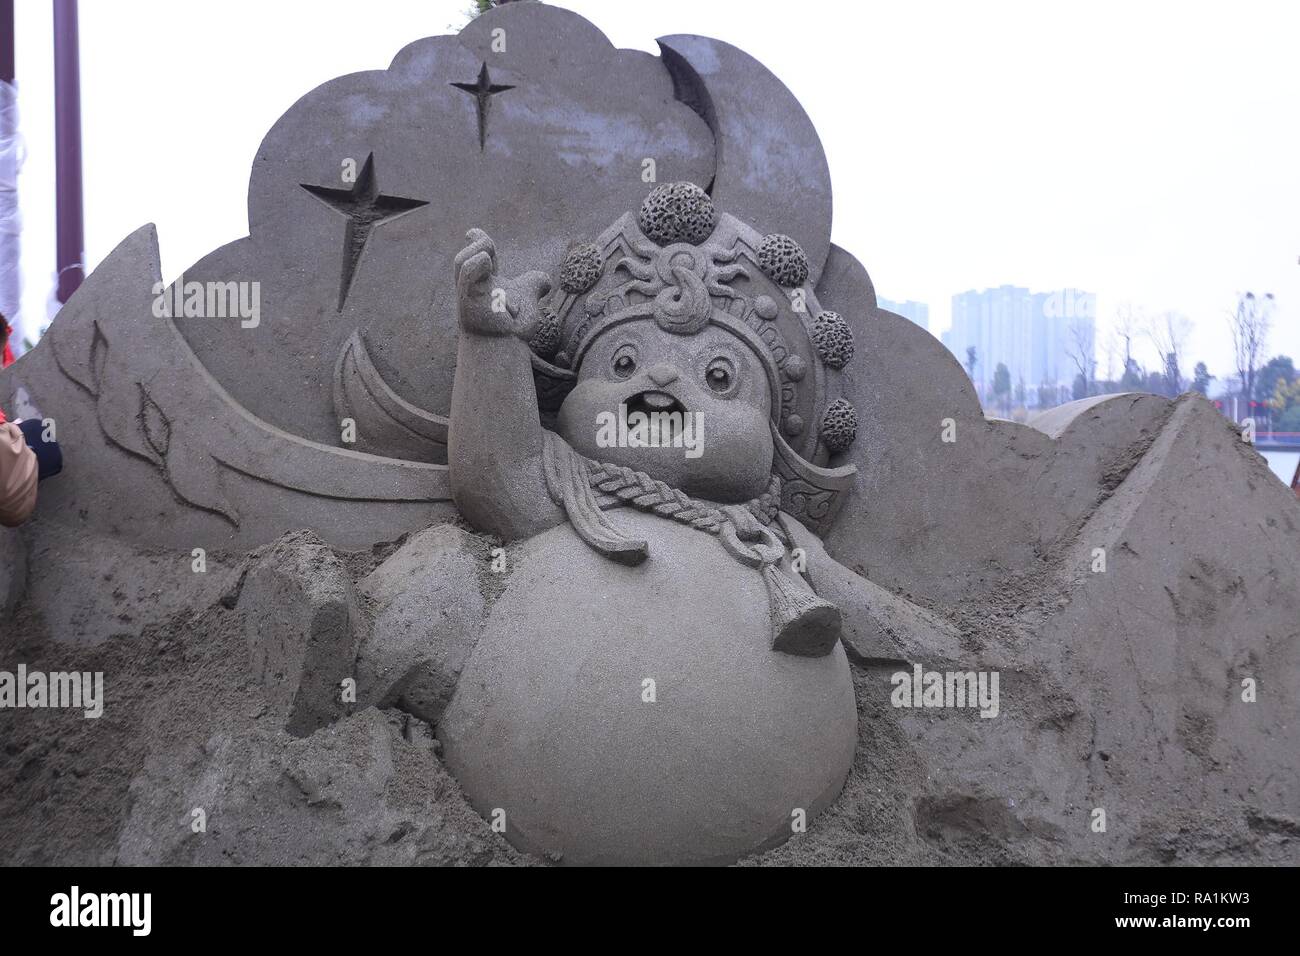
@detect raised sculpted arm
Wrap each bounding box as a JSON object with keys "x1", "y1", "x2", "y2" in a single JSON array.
[{"x1": 448, "y1": 229, "x2": 565, "y2": 540}]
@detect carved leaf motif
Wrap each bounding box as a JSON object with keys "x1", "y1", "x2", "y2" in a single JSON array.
[
  {"x1": 140, "y1": 387, "x2": 172, "y2": 458},
  {"x1": 166, "y1": 437, "x2": 241, "y2": 527},
  {"x1": 89, "y1": 324, "x2": 109, "y2": 397},
  {"x1": 49, "y1": 311, "x2": 103, "y2": 397},
  {"x1": 88, "y1": 328, "x2": 156, "y2": 464}
]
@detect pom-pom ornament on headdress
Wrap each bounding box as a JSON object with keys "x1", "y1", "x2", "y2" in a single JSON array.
[
  {"x1": 638, "y1": 182, "x2": 718, "y2": 246},
  {"x1": 757, "y1": 233, "x2": 810, "y2": 287},
  {"x1": 560, "y1": 243, "x2": 604, "y2": 295},
  {"x1": 811, "y1": 310, "x2": 854, "y2": 369},
  {"x1": 820, "y1": 398, "x2": 858, "y2": 454}
]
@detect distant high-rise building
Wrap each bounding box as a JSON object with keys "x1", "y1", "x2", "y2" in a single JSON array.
[
  {"x1": 1031, "y1": 288, "x2": 1095, "y2": 391},
  {"x1": 942, "y1": 286, "x2": 1094, "y2": 404},
  {"x1": 878, "y1": 297, "x2": 930, "y2": 332}
]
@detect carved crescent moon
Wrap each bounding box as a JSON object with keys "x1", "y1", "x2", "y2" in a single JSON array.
[{"x1": 657, "y1": 34, "x2": 834, "y2": 285}]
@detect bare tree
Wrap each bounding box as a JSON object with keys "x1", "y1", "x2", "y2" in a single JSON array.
[
  {"x1": 1102, "y1": 328, "x2": 1120, "y2": 386},
  {"x1": 1065, "y1": 318, "x2": 1096, "y2": 398},
  {"x1": 1147, "y1": 311, "x2": 1192, "y2": 396},
  {"x1": 1228, "y1": 291, "x2": 1274, "y2": 405},
  {"x1": 1113, "y1": 302, "x2": 1144, "y2": 374}
]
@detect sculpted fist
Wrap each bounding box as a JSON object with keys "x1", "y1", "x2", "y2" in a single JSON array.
[{"x1": 455, "y1": 228, "x2": 552, "y2": 339}]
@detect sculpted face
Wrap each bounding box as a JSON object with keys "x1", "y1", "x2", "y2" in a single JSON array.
[{"x1": 557, "y1": 321, "x2": 775, "y2": 503}]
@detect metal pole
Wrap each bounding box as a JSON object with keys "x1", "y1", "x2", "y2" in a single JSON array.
[
  {"x1": 1, "y1": 0, "x2": 19, "y2": 359},
  {"x1": 1, "y1": 0, "x2": 14, "y2": 85},
  {"x1": 53, "y1": 0, "x2": 83, "y2": 304}
]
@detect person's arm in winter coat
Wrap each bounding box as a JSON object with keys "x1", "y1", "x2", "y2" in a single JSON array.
[{"x1": 0, "y1": 421, "x2": 39, "y2": 527}]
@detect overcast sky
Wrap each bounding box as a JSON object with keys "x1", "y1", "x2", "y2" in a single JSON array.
[{"x1": 11, "y1": 0, "x2": 1300, "y2": 382}]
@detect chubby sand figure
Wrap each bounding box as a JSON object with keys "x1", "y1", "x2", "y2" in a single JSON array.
[{"x1": 438, "y1": 183, "x2": 874, "y2": 865}]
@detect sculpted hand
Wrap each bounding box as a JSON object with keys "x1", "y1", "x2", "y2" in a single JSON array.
[{"x1": 455, "y1": 228, "x2": 552, "y2": 339}]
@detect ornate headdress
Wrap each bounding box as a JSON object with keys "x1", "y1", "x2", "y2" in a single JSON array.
[{"x1": 529, "y1": 182, "x2": 860, "y2": 536}]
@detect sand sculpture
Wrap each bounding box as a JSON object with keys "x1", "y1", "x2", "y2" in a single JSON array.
[{"x1": 1, "y1": 4, "x2": 1295, "y2": 866}]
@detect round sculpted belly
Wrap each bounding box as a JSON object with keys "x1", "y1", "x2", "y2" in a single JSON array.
[{"x1": 437, "y1": 512, "x2": 858, "y2": 866}]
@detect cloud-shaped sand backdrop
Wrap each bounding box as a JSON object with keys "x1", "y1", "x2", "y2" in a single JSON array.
[{"x1": 171, "y1": 4, "x2": 831, "y2": 450}]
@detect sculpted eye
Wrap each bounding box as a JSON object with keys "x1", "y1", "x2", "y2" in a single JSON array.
[
  {"x1": 612, "y1": 345, "x2": 638, "y2": 378},
  {"x1": 705, "y1": 357, "x2": 735, "y2": 393}
]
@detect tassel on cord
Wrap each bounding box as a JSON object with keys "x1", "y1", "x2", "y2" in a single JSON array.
[
  {"x1": 762, "y1": 564, "x2": 841, "y2": 656},
  {"x1": 720, "y1": 505, "x2": 842, "y2": 656}
]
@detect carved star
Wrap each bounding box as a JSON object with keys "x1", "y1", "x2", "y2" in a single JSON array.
[
  {"x1": 451, "y1": 62, "x2": 515, "y2": 151},
  {"x1": 300, "y1": 153, "x2": 429, "y2": 310}
]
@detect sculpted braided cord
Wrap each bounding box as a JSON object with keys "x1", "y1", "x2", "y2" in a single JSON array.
[
  {"x1": 584, "y1": 459, "x2": 780, "y2": 534},
  {"x1": 589, "y1": 460, "x2": 726, "y2": 532}
]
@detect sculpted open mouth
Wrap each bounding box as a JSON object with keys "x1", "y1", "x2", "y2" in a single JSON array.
[
  {"x1": 625, "y1": 390, "x2": 688, "y2": 419},
  {"x1": 620, "y1": 390, "x2": 692, "y2": 447}
]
